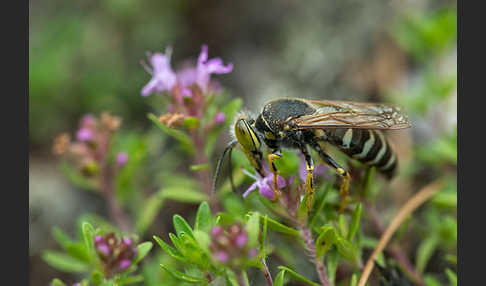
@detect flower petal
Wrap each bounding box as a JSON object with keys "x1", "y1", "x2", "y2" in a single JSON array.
[{"x1": 243, "y1": 182, "x2": 258, "y2": 198}]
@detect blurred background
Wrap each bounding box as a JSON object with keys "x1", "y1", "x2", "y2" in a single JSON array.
[{"x1": 29, "y1": 0, "x2": 457, "y2": 285}]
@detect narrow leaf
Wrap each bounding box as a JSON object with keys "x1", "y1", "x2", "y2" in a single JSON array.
[
  {"x1": 153, "y1": 235, "x2": 186, "y2": 262},
  {"x1": 277, "y1": 266, "x2": 321, "y2": 286},
  {"x1": 173, "y1": 215, "x2": 195, "y2": 240},
  {"x1": 117, "y1": 275, "x2": 144, "y2": 285},
  {"x1": 134, "y1": 242, "x2": 153, "y2": 264},
  {"x1": 347, "y1": 203, "x2": 362, "y2": 241},
  {"x1": 42, "y1": 251, "x2": 89, "y2": 273},
  {"x1": 195, "y1": 201, "x2": 212, "y2": 233},
  {"x1": 160, "y1": 264, "x2": 205, "y2": 283},
  {"x1": 51, "y1": 279, "x2": 67, "y2": 286},
  {"x1": 147, "y1": 113, "x2": 194, "y2": 153},
  {"x1": 273, "y1": 270, "x2": 286, "y2": 286},
  {"x1": 251, "y1": 213, "x2": 299, "y2": 236},
  {"x1": 161, "y1": 188, "x2": 209, "y2": 203},
  {"x1": 81, "y1": 222, "x2": 95, "y2": 259}
]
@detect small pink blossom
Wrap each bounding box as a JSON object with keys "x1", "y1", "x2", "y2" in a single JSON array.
[
  {"x1": 116, "y1": 152, "x2": 129, "y2": 166},
  {"x1": 76, "y1": 128, "x2": 94, "y2": 142},
  {"x1": 141, "y1": 48, "x2": 177, "y2": 96},
  {"x1": 215, "y1": 251, "x2": 229, "y2": 263},
  {"x1": 235, "y1": 233, "x2": 248, "y2": 248},
  {"x1": 214, "y1": 112, "x2": 226, "y2": 125},
  {"x1": 118, "y1": 259, "x2": 131, "y2": 271},
  {"x1": 195, "y1": 45, "x2": 233, "y2": 92},
  {"x1": 243, "y1": 169, "x2": 286, "y2": 200}
]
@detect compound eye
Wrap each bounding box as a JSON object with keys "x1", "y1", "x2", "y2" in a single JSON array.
[{"x1": 234, "y1": 119, "x2": 261, "y2": 152}]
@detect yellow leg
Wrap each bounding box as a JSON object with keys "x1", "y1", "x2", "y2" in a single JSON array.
[
  {"x1": 337, "y1": 168, "x2": 351, "y2": 213},
  {"x1": 268, "y1": 153, "x2": 282, "y2": 200},
  {"x1": 306, "y1": 165, "x2": 315, "y2": 215}
]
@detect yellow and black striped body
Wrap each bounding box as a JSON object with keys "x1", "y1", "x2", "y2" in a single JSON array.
[{"x1": 320, "y1": 128, "x2": 397, "y2": 178}]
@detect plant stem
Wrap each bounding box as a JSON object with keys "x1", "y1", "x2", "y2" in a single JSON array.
[
  {"x1": 192, "y1": 131, "x2": 221, "y2": 212},
  {"x1": 236, "y1": 271, "x2": 248, "y2": 286},
  {"x1": 100, "y1": 164, "x2": 132, "y2": 232},
  {"x1": 357, "y1": 180, "x2": 441, "y2": 286},
  {"x1": 299, "y1": 226, "x2": 331, "y2": 286},
  {"x1": 260, "y1": 258, "x2": 274, "y2": 286}
]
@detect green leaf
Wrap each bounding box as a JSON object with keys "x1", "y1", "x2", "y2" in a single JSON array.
[
  {"x1": 277, "y1": 266, "x2": 321, "y2": 286},
  {"x1": 315, "y1": 226, "x2": 338, "y2": 258},
  {"x1": 309, "y1": 182, "x2": 332, "y2": 227},
  {"x1": 42, "y1": 251, "x2": 89, "y2": 273},
  {"x1": 81, "y1": 222, "x2": 95, "y2": 259},
  {"x1": 261, "y1": 215, "x2": 268, "y2": 255},
  {"x1": 445, "y1": 269, "x2": 457, "y2": 286},
  {"x1": 183, "y1": 116, "x2": 200, "y2": 130},
  {"x1": 362, "y1": 167, "x2": 376, "y2": 198},
  {"x1": 336, "y1": 237, "x2": 358, "y2": 263},
  {"x1": 416, "y1": 236, "x2": 439, "y2": 274},
  {"x1": 350, "y1": 273, "x2": 358, "y2": 286},
  {"x1": 173, "y1": 215, "x2": 195, "y2": 240},
  {"x1": 169, "y1": 233, "x2": 185, "y2": 253},
  {"x1": 135, "y1": 194, "x2": 164, "y2": 234},
  {"x1": 134, "y1": 242, "x2": 153, "y2": 264},
  {"x1": 338, "y1": 214, "x2": 348, "y2": 238},
  {"x1": 245, "y1": 212, "x2": 260, "y2": 247},
  {"x1": 52, "y1": 227, "x2": 73, "y2": 249},
  {"x1": 161, "y1": 187, "x2": 209, "y2": 204},
  {"x1": 160, "y1": 264, "x2": 205, "y2": 283},
  {"x1": 90, "y1": 270, "x2": 104, "y2": 285},
  {"x1": 117, "y1": 275, "x2": 144, "y2": 285},
  {"x1": 251, "y1": 213, "x2": 299, "y2": 236},
  {"x1": 195, "y1": 201, "x2": 212, "y2": 233},
  {"x1": 153, "y1": 235, "x2": 186, "y2": 262},
  {"x1": 65, "y1": 242, "x2": 90, "y2": 263},
  {"x1": 147, "y1": 113, "x2": 195, "y2": 154},
  {"x1": 273, "y1": 270, "x2": 287, "y2": 286},
  {"x1": 347, "y1": 203, "x2": 362, "y2": 241},
  {"x1": 193, "y1": 230, "x2": 210, "y2": 254},
  {"x1": 51, "y1": 278, "x2": 67, "y2": 286},
  {"x1": 326, "y1": 249, "x2": 339, "y2": 286}
]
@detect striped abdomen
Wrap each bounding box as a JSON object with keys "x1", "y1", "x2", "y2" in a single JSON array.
[{"x1": 325, "y1": 128, "x2": 397, "y2": 178}]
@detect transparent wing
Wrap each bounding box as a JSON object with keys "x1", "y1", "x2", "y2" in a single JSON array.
[{"x1": 289, "y1": 99, "x2": 411, "y2": 130}]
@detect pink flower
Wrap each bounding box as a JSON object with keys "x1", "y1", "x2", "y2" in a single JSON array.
[
  {"x1": 195, "y1": 45, "x2": 233, "y2": 92},
  {"x1": 215, "y1": 251, "x2": 229, "y2": 263},
  {"x1": 214, "y1": 112, "x2": 226, "y2": 125},
  {"x1": 76, "y1": 128, "x2": 94, "y2": 142},
  {"x1": 116, "y1": 152, "x2": 129, "y2": 166},
  {"x1": 141, "y1": 48, "x2": 177, "y2": 96},
  {"x1": 242, "y1": 169, "x2": 286, "y2": 200}
]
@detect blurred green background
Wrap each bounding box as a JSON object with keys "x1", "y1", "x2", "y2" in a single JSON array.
[{"x1": 29, "y1": 0, "x2": 456, "y2": 285}]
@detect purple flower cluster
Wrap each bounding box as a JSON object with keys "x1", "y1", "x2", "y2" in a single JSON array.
[
  {"x1": 141, "y1": 45, "x2": 232, "y2": 126},
  {"x1": 141, "y1": 45, "x2": 233, "y2": 97},
  {"x1": 94, "y1": 233, "x2": 137, "y2": 277},
  {"x1": 209, "y1": 224, "x2": 257, "y2": 267},
  {"x1": 52, "y1": 113, "x2": 128, "y2": 177}
]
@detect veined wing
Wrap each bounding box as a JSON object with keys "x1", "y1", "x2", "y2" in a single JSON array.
[{"x1": 289, "y1": 99, "x2": 411, "y2": 130}]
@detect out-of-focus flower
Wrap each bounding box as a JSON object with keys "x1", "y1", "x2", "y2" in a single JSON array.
[
  {"x1": 141, "y1": 48, "x2": 177, "y2": 96},
  {"x1": 209, "y1": 223, "x2": 256, "y2": 267},
  {"x1": 76, "y1": 128, "x2": 94, "y2": 142},
  {"x1": 195, "y1": 45, "x2": 233, "y2": 93},
  {"x1": 242, "y1": 169, "x2": 286, "y2": 200},
  {"x1": 141, "y1": 44, "x2": 233, "y2": 98},
  {"x1": 100, "y1": 112, "x2": 121, "y2": 131},
  {"x1": 116, "y1": 152, "x2": 129, "y2": 167},
  {"x1": 94, "y1": 233, "x2": 137, "y2": 277},
  {"x1": 298, "y1": 155, "x2": 328, "y2": 182},
  {"x1": 214, "y1": 112, "x2": 226, "y2": 125},
  {"x1": 52, "y1": 133, "x2": 71, "y2": 155}
]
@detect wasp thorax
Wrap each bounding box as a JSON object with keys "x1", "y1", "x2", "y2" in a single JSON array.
[{"x1": 234, "y1": 119, "x2": 261, "y2": 153}]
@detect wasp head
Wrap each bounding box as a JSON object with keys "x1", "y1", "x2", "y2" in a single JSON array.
[{"x1": 232, "y1": 112, "x2": 264, "y2": 177}]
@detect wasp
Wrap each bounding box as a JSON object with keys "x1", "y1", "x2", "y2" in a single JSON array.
[{"x1": 213, "y1": 97, "x2": 410, "y2": 212}]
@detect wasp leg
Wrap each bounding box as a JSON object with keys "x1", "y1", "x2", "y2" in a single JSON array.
[
  {"x1": 311, "y1": 143, "x2": 351, "y2": 213},
  {"x1": 267, "y1": 149, "x2": 282, "y2": 200},
  {"x1": 299, "y1": 145, "x2": 315, "y2": 215}
]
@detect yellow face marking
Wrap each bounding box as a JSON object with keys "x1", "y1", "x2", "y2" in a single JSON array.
[
  {"x1": 314, "y1": 129, "x2": 325, "y2": 137},
  {"x1": 234, "y1": 119, "x2": 261, "y2": 152}
]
